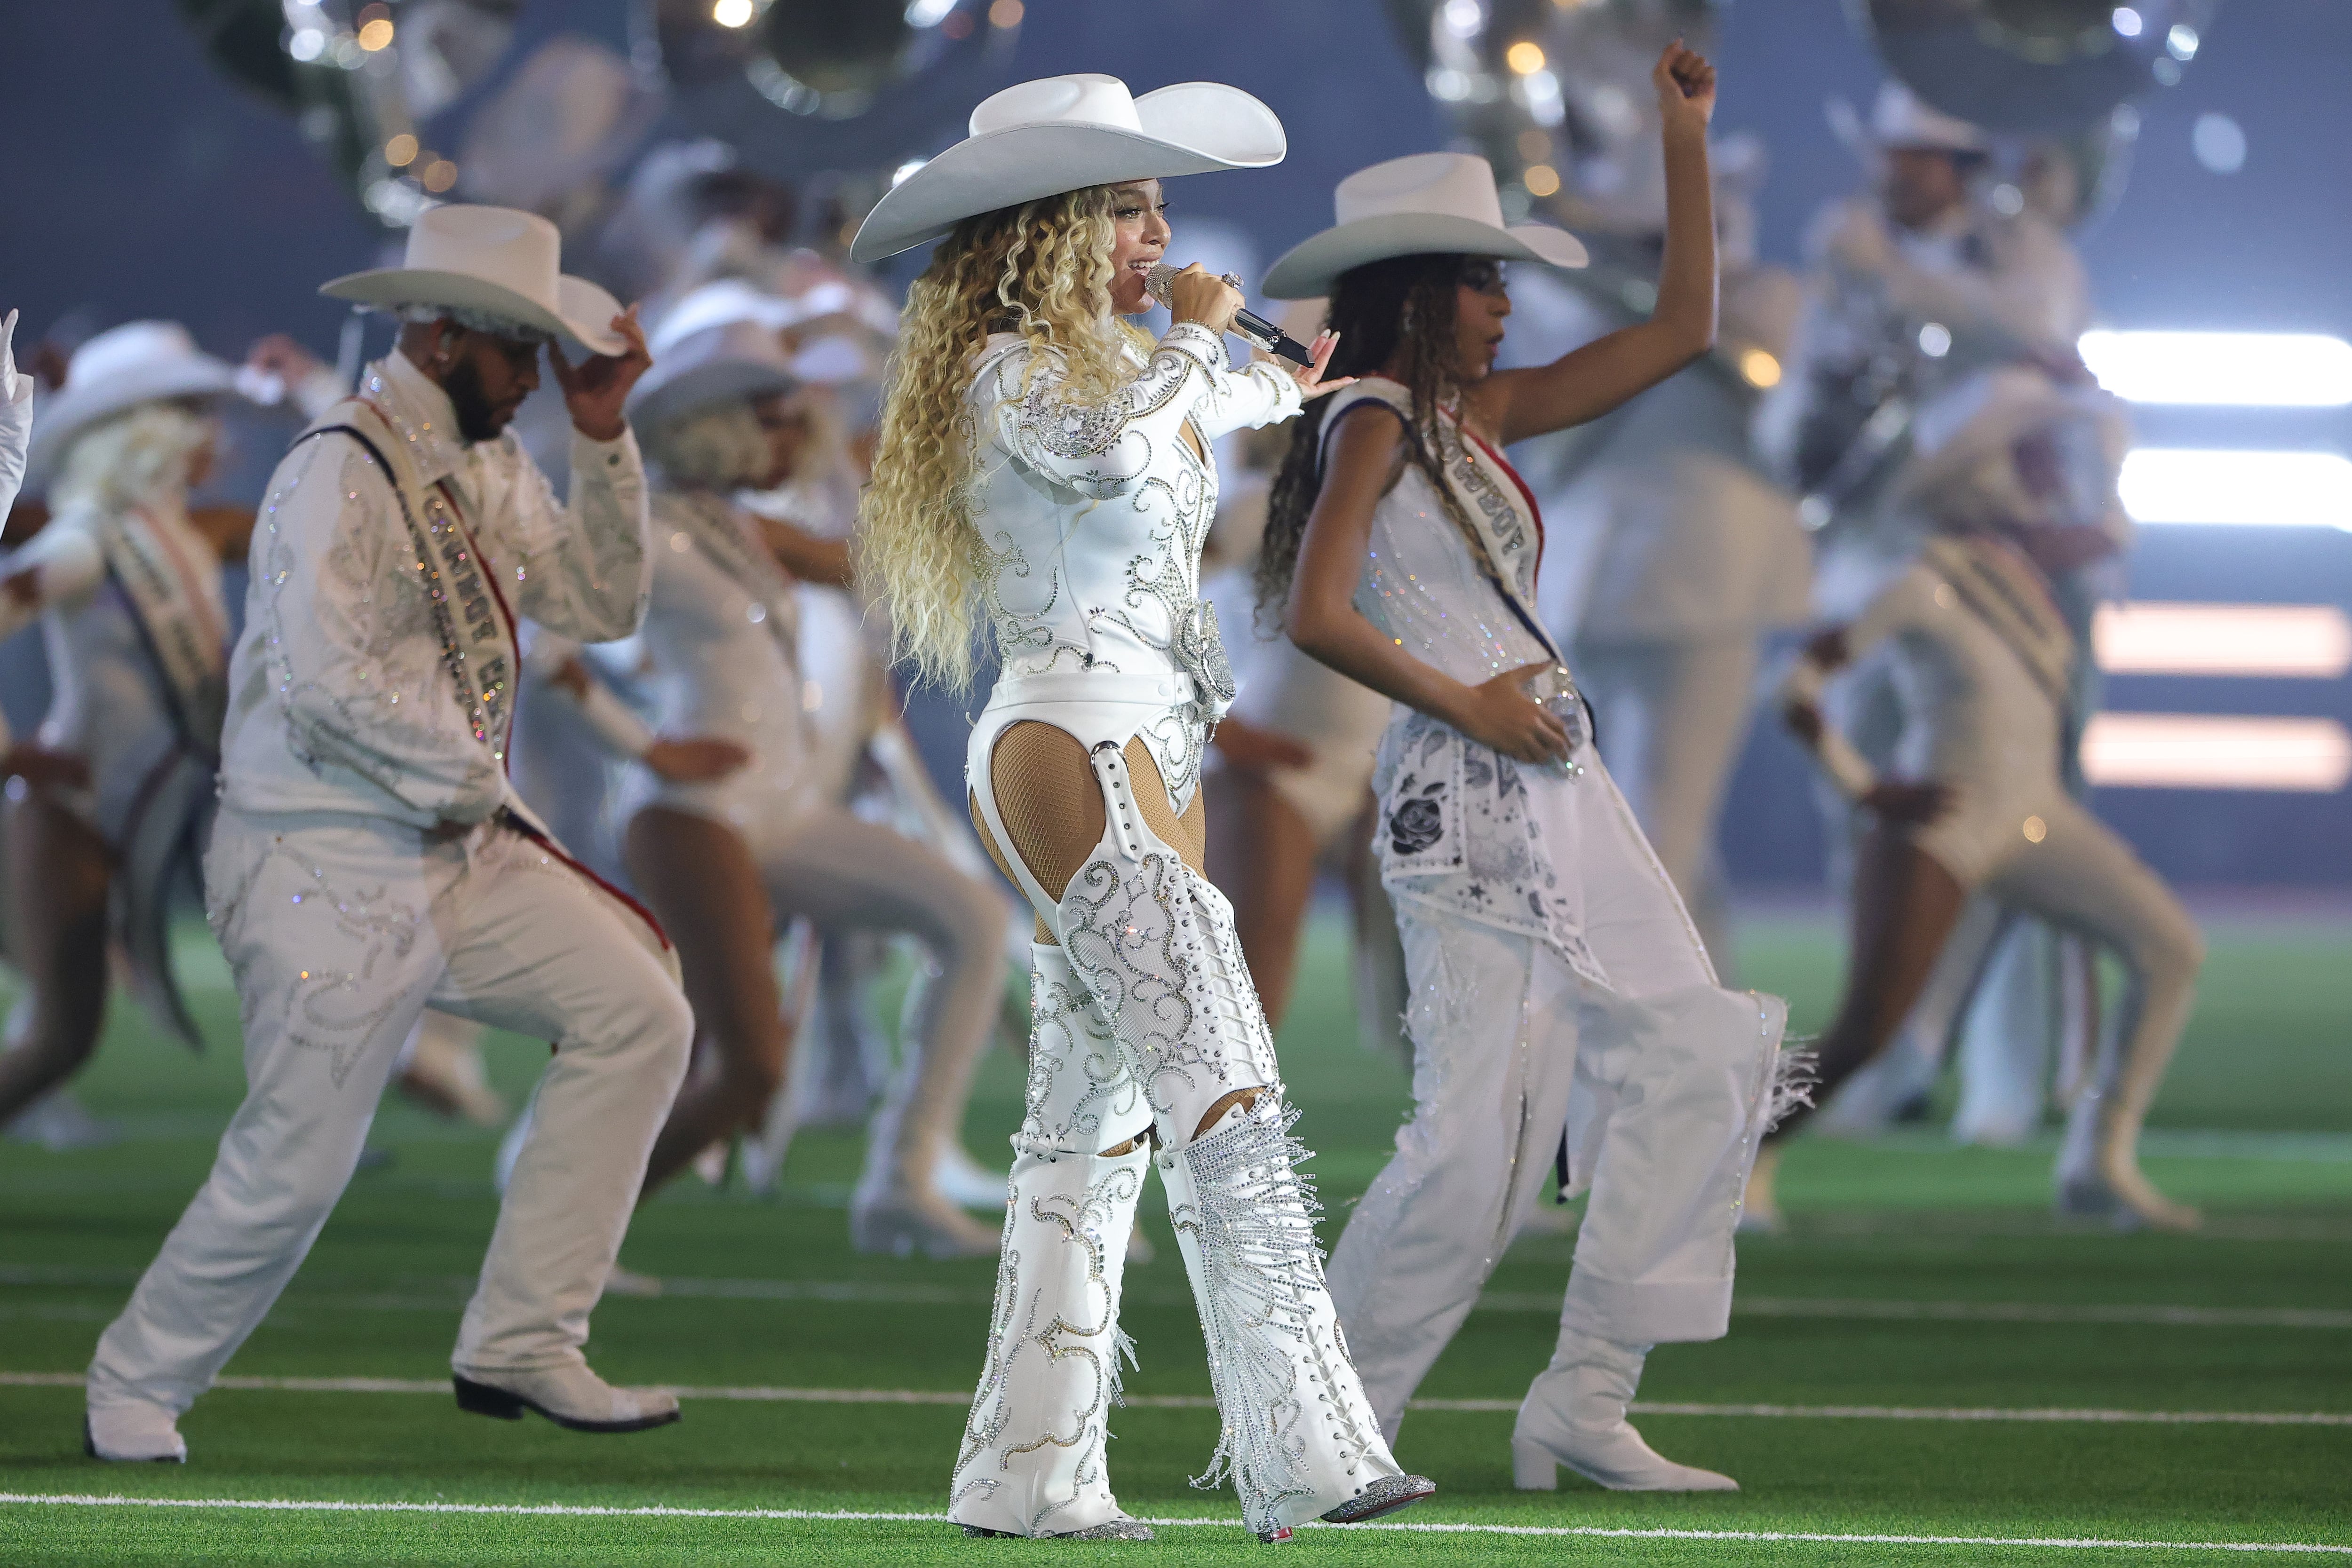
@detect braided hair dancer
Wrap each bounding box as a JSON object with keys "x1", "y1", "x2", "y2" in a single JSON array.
[
  {"x1": 852, "y1": 73, "x2": 1431, "y2": 1542},
  {"x1": 1261, "y1": 44, "x2": 1796, "y2": 1492}
]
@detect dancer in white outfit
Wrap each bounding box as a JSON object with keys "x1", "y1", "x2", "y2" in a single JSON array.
[
  {"x1": 0, "y1": 308, "x2": 101, "y2": 798},
  {"x1": 0, "y1": 322, "x2": 249, "y2": 1128},
  {"x1": 1264, "y1": 45, "x2": 1792, "y2": 1494},
  {"x1": 83, "y1": 206, "x2": 691, "y2": 1462},
  {"x1": 852, "y1": 73, "x2": 1430, "y2": 1542},
  {"x1": 555, "y1": 309, "x2": 1011, "y2": 1256},
  {"x1": 1762, "y1": 366, "x2": 2202, "y2": 1232}
]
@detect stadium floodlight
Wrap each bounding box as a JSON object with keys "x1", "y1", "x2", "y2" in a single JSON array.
[
  {"x1": 2118, "y1": 449, "x2": 2352, "y2": 529},
  {"x1": 2078, "y1": 331, "x2": 2352, "y2": 407},
  {"x1": 2093, "y1": 603, "x2": 2352, "y2": 678},
  {"x1": 2082, "y1": 714, "x2": 2352, "y2": 792}
]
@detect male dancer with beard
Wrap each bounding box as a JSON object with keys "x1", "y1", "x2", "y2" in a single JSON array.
[{"x1": 84, "y1": 206, "x2": 691, "y2": 1461}]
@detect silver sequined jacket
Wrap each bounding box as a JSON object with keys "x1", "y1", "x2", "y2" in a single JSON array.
[
  {"x1": 221, "y1": 350, "x2": 651, "y2": 827},
  {"x1": 965, "y1": 321, "x2": 1300, "y2": 688}
]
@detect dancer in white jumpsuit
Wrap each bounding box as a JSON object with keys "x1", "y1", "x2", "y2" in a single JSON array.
[
  {"x1": 560, "y1": 310, "x2": 1011, "y2": 1255},
  {"x1": 1266, "y1": 45, "x2": 1792, "y2": 1494},
  {"x1": 852, "y1": 73, "x2": 1429, "y2": 1542},
  {"x1": 84, "y1": 206, "x2": 691, "y2": 1461},
  {"x1": 1764, "y1": 367, "x2": 2202, "y2": 1232},
  {"x1": 1, "y1": 322, "x2": 247, "y2": 1128}
]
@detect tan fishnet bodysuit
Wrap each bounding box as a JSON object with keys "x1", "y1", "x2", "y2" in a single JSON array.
[{"x1": 970, "y1": 721, "x2": 1235, "y2": 1149}]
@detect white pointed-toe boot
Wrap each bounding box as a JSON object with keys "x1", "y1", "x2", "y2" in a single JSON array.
[
  {"x1": 949, "y1": 1142, "x2": 1152, "y2": 1539},
  {"x1": 1513, "y1": 1332, "x2": 1737, "y2": 1492},
  {"x1": 452, "y1": 1361, "x2": 680, "y2": 1433},
  {"x1": 84, "y1": 1401, "x2": 187, "y2": 1462}
]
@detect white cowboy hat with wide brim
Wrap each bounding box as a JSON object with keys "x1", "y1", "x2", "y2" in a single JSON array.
[
  {"x1": 25, "y1": 320, "x2": 241, "y2": 491},
  {"x1": 321, "y1": 204, "x2": 628, "y2": 355},
  {"x1": 849, "y1": 73, "x2": 1285, "y2": 264},
  {"x1": 627, "y1": 314, "x2": 798, "y2": 434},
  {"x1": 652, "y1": 280, "x2": 888, "y2": 388},
  {"x1": 1828, "y1": 81, "x2": 1990, "y2": 160},
  {"x1": 1263, "y1": 152, "x2": 1588, "y2": 301}
]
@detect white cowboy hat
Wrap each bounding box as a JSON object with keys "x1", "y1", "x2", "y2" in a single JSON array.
[
  {"x1": 1828, "y1": 82, "x2": 1989, "y2": 160},
  {"x1": 321, "y1": 204, "x2": 628, "y2": 354},
  {"x1": 626, "y1": 315, "x2": 798, "y2": 434},
  {"x1": 848, "y1": 73, "x2": 1285, "y2": 264},
  {"x1": 1262, "y1": 153, "x2": 1588, "y2": 301},
  {"x1": 652, "y1": 280, "x2": 888, "y2": 388},
  {"x1": 1898, "y1": 364, "x2": 2128, "y2": 515},
  {"x1": 24, "y1": 320, "x2": 240, "y2": 491}
]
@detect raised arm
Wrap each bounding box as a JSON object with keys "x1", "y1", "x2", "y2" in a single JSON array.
[
  {"x1": 1475, "y1": 43, "x2": 1718, "y2": 446},
  {"x1": 1285, "y1": 405, "x2": 1568, "y2": 766}
]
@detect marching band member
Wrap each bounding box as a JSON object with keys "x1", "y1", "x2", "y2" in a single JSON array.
[
  {"x1": 852, "y1": 72, "x2": 1428, "y2": 1542},
  {"x1": 572, "y1": 310, "x2": 1012, "y2": 1256},
  {"x1": 0, "y1": 322, "x2": 246, "y2": 1130},
  {"x1": 1264, "y1": 46, "x2": 1794, "y2": 1492},
  {"x1": 85, "y1": 206, "x2": 689, "y2": 1461}
]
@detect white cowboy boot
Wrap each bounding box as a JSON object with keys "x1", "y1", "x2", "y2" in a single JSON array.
[
  {"x1": 1513, "y1": 1331, "x2": 1736, "y2": 1492},
  {"x1": 452, "y1": 1361, "x2": 679, "y2": 1433}
]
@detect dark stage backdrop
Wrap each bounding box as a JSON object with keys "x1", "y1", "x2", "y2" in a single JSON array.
[{"x1": 2, "y1": 0, "x2": 2345, "y2": 887}]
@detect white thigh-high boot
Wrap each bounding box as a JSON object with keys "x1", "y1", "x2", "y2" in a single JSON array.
[
  {"x1": 1052, "y1": 742, "x2": 1427, "y2": 1539},
  {"x1": 950, "y1": 943, "x2": 1154, "y2": 1541}
]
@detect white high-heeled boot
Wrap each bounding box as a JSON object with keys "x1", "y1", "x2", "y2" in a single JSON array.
[
  {"x1": 948, "y1": 1141, "x2": 1152, "y2": 1539},
  {"x1": 1513, "y1": 1331, "x2": 1737, "y2": 1492},
  {"x1": 1160, "y1": 1096, "x2": 1430, "y2": 1539}
]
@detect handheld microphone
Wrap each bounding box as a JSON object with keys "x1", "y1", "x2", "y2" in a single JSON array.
[{"x1": 1144, "y1": 263, "x2": 1314, "y2": 367}]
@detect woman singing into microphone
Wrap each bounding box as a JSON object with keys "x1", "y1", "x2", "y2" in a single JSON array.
[
  {"x1": 1261, "y1": 44, "x2": 1796, "y2": 1493},
  {"x1": 851, "y1": 74, "x2": 1430, "y2": 1542}
]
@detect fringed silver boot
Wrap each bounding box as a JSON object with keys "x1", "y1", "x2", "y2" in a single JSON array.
[{"x1": 1161, "y1": 1095, "x2": 1433, "y2": 1540}]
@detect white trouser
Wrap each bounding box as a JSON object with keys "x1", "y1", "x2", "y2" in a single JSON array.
[
  {"x1": 87, "y1": 809, "x2": 692, "y2": 1420},
  {"x1": 1328, "y1": 914, "x2": 1786, "y2": 1438},
  {"x1": 1572, "y1": 634, "x2": 1763, "y2": 974}
]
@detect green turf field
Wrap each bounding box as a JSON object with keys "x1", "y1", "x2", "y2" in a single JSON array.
[{"x1": 3, "y1": 910, "x2": 2348, "y2": 1564}]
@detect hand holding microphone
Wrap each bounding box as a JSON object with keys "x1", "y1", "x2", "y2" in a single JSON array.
[{"x1": 1145, "y1": 262, "x2": 1315, "y2": 366}]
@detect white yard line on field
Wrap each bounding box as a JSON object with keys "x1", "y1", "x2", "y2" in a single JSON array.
[
  {"x1": 9, "y1": 1266, "x2": 2348, "y2": 1330},
  {"x1": 0, "y1": 1492, "x2": 2347, "y2": 1553},
  {"x1": 5, "y1": 1372, "x2": 2349, "y2": 1426}
]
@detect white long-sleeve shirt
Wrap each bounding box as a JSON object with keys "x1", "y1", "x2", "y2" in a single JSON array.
[{"x1": 221, "y1": 349, "x2": 651, "y2": 826}]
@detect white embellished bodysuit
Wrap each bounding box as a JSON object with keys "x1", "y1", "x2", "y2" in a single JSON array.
[{"x1": 947, "y1": 323, "x2": 1411, "y2": 1539}]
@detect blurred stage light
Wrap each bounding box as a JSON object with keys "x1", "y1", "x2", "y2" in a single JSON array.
[
  {"x1": 384, "y1": 133, "x2": 417, "y2": 167},
  {"x1": 905, "y1": 0, "x2": 957, "y2": 25},
  {"x1": 1523, "y1": 163, "x2": 1560, "y2": 197},
  {"x1": 712, "y1": 0, "x2": 754, "y2": 26},
  {"x1": 2167, "y1": 23, "x2": 2200, "y2": 59},
  {"x1": 2083, "y1": 714, "x2": 2352, "y2": 792},
  {"x1": 2192, "y1": 112, "x2": 2246, "y2": 173},
  {"x1": 2110, "y1": 6, "x2": 2142, "y2": 38},
  {"x1": 1505, "y1": 40, "x2": 1545, "y2": 74},
  {"x1": 287, "y1": 27, "x2": 325, "y2": 62},
  {"x1": 2119, "y1": 450, "x2": 2352, "y2": 528},
  {"x1": 2094, "y1": 603, "x2": 2352, "y2": 678},
  {"x1": 1917, "y1": 321, "x2": 1952, "y2": 358},
  {"x1": 2080, "y1": 332, "x2": 2352, "y2": 406},
  {"x1": 1739, "y1": 348, "x2": 1781, "y2": 388},
  {"x1": 986, "y1": 0, "x2": 1021, "y2": 27},
  {"x1": 356, "y1": 17, "x2": 393, "y2": 51}
]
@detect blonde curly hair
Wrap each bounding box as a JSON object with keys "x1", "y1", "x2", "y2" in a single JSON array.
[{"x1": 857, "y1": 183, "x2": 1148, "y2": 693}]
